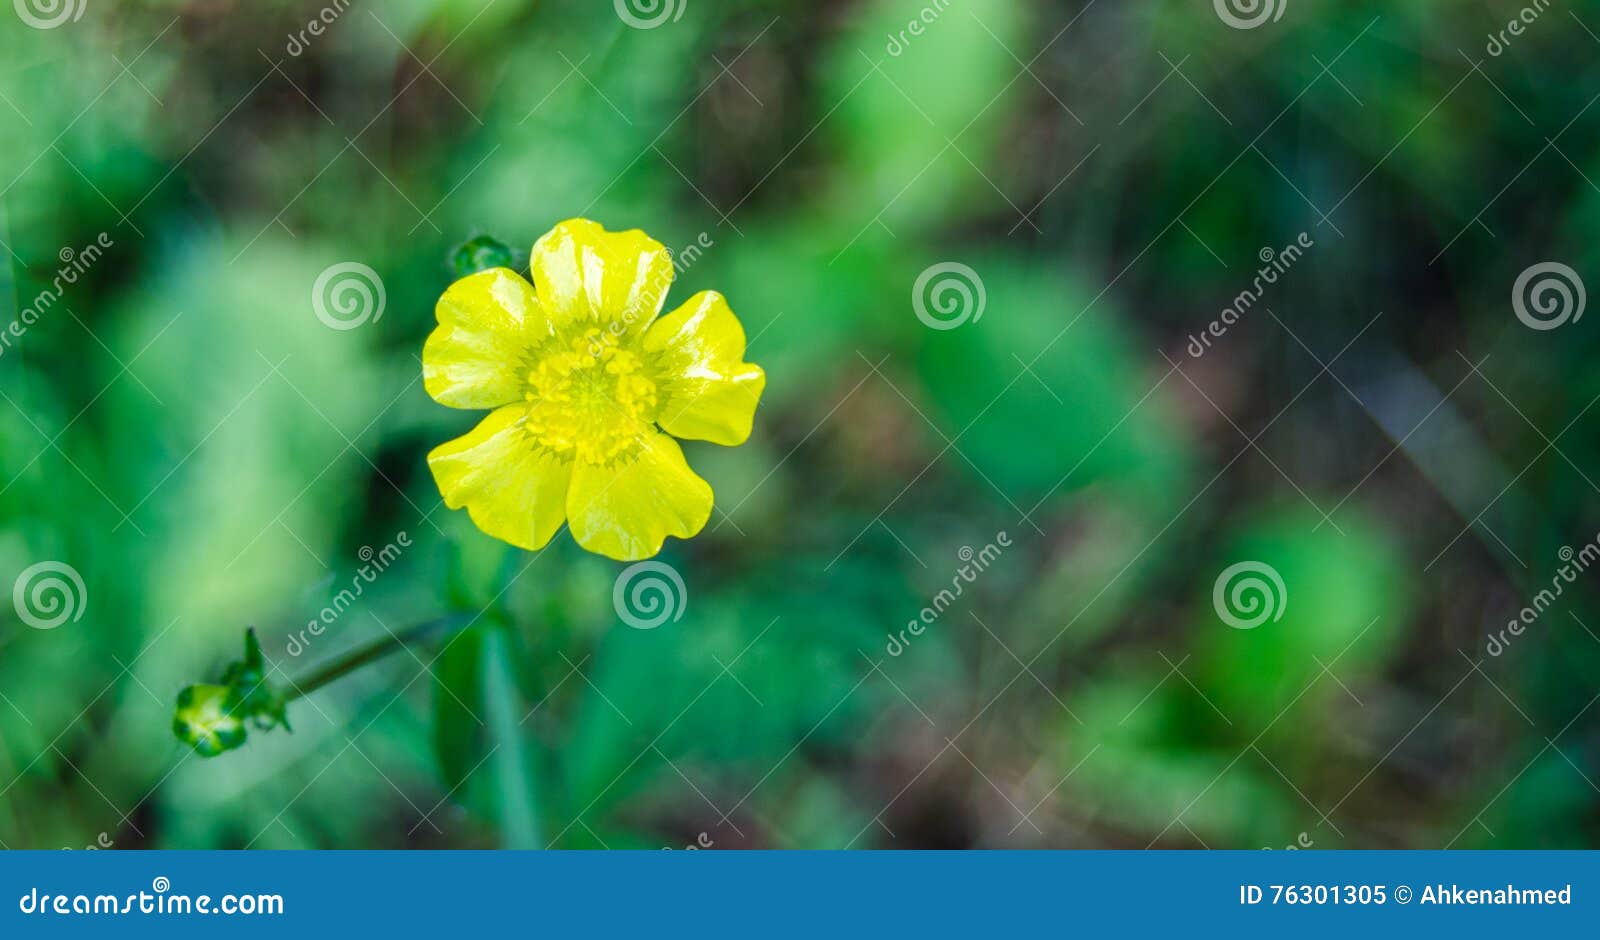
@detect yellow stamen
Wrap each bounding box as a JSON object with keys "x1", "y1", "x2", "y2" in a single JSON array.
[{"x1": 523, "y1": 328, "x2": 658, "y2": 465}]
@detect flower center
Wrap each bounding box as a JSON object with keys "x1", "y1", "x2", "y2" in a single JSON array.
[{"x1": 524, "y1": 328, "x2": 658, "y2": 464}]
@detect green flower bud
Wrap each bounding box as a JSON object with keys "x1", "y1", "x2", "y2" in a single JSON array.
[
  {"x1": 172, "y1": 628, "x2": 290, "y2": 757},
  {"x1": 451, "y1": 235, "x2": 514, "y2": 278},
  {"x1": 173, "y1": 684, "x2": 247, "y2": 757}
]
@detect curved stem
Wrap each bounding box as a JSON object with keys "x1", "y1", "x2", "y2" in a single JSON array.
[{"x1": 284, "y1": 615, "x2": 470, "y2": 702}]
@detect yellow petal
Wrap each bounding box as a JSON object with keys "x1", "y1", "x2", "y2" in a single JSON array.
[
  {"x1": 566, "y1": 433, "x2": 712, "y2": 561},
  {"x1": 644, "y1": 291, "x2": 766, "y2": 445},
  {"x1": 428, "y1": 405, "x2": 571, "y2": 551},
  {"x1": 423, "y1": 268, "x2": 552, "y2": 409},
  {"x1": 530, "y1": 218, "x2": 674, "y2": 336}
]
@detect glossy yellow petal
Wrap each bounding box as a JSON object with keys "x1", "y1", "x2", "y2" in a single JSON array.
[
  {"x1": 423, "y1": 268, "x2": 553, "y2": 409},
  {"x1": 428, "y1": 405, "x2": 571, "y2": 551},
  {"x1": 566, "y1": 432, "x2": 712, "y2": 561},
  {"x1": 644, "y1": 291, "x2": 766, "y2": 445},
  {"x1": 530, "y1": 218, "x2": 674, "y2": 336}
]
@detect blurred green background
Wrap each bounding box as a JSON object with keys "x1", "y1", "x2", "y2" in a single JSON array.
[{"x1": 2, "y1": 0, "x2": 1599, "y2": 849}]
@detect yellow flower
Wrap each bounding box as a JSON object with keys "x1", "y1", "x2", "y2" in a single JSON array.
[{"x1": 423, "y1": 219, "x2": 766, "y2": 561}]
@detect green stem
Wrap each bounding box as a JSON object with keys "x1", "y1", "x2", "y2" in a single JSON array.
[{"x1": 284, "y1": 615, "x2": 469, "y2": 702}]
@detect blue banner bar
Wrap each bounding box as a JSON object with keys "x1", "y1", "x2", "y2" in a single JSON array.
[{"x1": 0, "y1": 851, "x2": 1594, "y2": 937}]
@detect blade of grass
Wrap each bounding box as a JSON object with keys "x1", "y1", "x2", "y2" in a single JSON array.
[{"x1": 485, "y1": 625, "x2": 541, "y2": 849}]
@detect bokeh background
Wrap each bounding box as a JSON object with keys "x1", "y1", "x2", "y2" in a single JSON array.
[{"x1": 2, "y1": 0, "x2": 1599, "y2": 849}]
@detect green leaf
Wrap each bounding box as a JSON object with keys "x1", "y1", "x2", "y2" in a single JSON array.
[
  {"x1": 484, "y1": 627, "x2": 541, "y2": 849},
  {"x1": 431, "y1": 620, "x2": 543, "y2": 847},
  {"x1": 432, "y1": 622, "x2": 489, "y2": 795}
]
